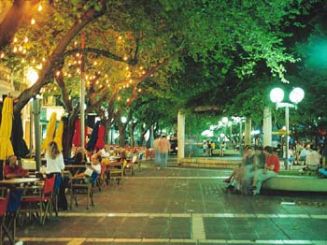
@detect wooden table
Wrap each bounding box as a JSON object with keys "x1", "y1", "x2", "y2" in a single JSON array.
[
  {"x1": 0, "y1": 177, "x2": 40, "y2": 244},
  {"x1": 0, "y1": 177, "x2": 40, "y2": 186}
]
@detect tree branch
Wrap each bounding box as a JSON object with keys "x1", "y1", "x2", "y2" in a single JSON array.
[
  {"x1": 55, "y1": 71, "x2": 72, "y2": 113},
  {"x1": 14, "y1": 3, "x2": 106, "y2": 113},
  {"x1": 64, "y1": 47, "x2": 138, "y2": 65}
]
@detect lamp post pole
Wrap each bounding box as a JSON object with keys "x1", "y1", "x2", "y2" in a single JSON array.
[
  {"x1": 33, "y1": 97, "x2": 41, "y2": 170},
  {"x1": 285, "y1": 105, "x2": 290, "y2": 170},
  {"x1": 80, "y1": 33, "x2": 86, "y2": 148}
]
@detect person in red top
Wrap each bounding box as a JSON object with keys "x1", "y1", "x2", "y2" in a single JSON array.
[
  {"x1": 252, "y1": 146, "x2": 279, "y2": 195},
  {"x1": 266, "y1": 148, "x2": 280, "y2": 173},
  {"x1": 4, "y1": 155, "x2": 29, "y2": 179}
]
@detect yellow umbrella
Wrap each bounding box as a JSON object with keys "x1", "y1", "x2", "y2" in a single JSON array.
[
  {"x1": 0, "y1": 97, "x2": 14, "y2": 160},
  {"x1": 42, "y1": 112, "x2": 57, "y2": 152},
  {"x1": 54, "y1": 120, "x2": 64, "y2": 152}
]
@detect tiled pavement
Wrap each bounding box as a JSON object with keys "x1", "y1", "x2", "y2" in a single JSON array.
[{"x1": 16, "y1": 162, "x2": 327, "y2": 245}]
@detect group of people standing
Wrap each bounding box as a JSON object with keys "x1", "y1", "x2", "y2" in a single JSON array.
[
  {"x1": 203, "y1": 141, "x2": 226, "y2": 157},
  {"x1": 224, "y1": 145, "x2": 280, "y2": 195},
  {"x1": 153, "y1": 135, "x2": 171, "y2": 169}
]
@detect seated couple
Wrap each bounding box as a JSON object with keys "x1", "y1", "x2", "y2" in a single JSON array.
[{"x1": 224, "y1": 146, "x2": 280, "y2": 195}]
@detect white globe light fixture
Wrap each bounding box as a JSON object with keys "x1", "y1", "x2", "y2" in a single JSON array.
[
  {"x1": 289, "y1": 87, "x2": 305, "y2": 104},
  {"x1": 222, "y1": 117, "x2": 228, "y2": 124},
  {"x1": 27, "y1": 67, "x2": 39, "y2": 85},
  {"x1": 270, "y1": 87, "x2": 284, "y2": 103},
  {"x1": 121, "y1": 116, "x2": 127, "y2": 124}
]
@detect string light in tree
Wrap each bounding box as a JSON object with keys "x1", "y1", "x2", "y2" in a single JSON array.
[
  {"x1": 38, "y1": 3, "x2": 43, "y2": 12},
  {"x1": 0, "y1": 52, "x2": 4, "y2": 59},
  {"x1": 24, "y1": 36, "x2": 29, "y2": 43},
  {"x1": 31, "y1": 18, "x2": 36, "y2": 25}
]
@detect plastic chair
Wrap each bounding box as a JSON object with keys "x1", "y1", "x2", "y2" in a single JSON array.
[
  {"x1": 20, "y1": 176, "x2": 56, "y2": 225},
  {"x1": 0, "y1": 188, "x2": 11, "y2": 243}
]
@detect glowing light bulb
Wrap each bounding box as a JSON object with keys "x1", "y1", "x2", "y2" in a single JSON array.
[
  {"x1": 0, "y1": 52, "x2": 4, "y2": 59},
  {"x1": 13, "y1": 47, "x2": 17, "y2": 53},
  {"x1": 56, "y1": 71, "x2": 61, "y2": 77},
  {"x1": 24, "y1": 36, "x2": 29, "y2": 43},
  {"x1": 31, "y1": 18, "x2": 36, "y2": 25},
  {"x1": 123, "y1": 56, "x2": 128, "y2": 61},
  {"x1": 38, "y1": 4, "x2": 43, "y2": 12},
  {"x1": 13, "y1": 37, "x2": 17, "y2": 43},
  {"x1": 117, "y1": 96, "x2": 121, "y2": 101},
  {"x1": 18, "y1": 46, "x2": 23, "y2": 52},
  {"x1": 138, "y1": 88, "x2": 142, "y2": 92}
]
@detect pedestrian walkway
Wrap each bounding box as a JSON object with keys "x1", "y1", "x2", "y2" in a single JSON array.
[{"x1": 17, "y1": 162, "x2": 327, "y2": 244}]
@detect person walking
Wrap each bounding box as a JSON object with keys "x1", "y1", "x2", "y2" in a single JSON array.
[
  {"x1": 157, "y1": 135, "x2": 170, "y2": 168},
  {"x1": 153, "y1": 137, "x2": 161, "y2": 169}
]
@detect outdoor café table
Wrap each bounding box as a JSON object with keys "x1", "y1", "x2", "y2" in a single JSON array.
[{"x1": 0, "y1": 177, "x2": 40, "y2": 244}]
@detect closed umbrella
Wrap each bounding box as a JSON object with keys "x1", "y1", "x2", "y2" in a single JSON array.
[
  {"x1": 11, "y1": 112, "x2": 29, "y2": 158},
  {"x1": 0, "y1": 97, "x2": 14, "y2": 160},
  {"x1": 54, "y1": 120, "x2": 64, "y2": 152},
  {"x1": 95, "y1": 124, "x2": 105, "y2": 150},
  {"x1": 86, "y1": 121, "x2": 100, "y2": 151},
  {"x1": 42, "y1": 112, "x2": 57, "y2": 152}
]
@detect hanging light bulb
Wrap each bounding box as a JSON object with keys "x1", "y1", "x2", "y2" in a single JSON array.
[
  {"x1": 0, "y1": 52, "x2": 4, "y2": 59},
  {"x1": 18, "y1": 46, "x2": 23, "y2": 52},
  {"x1": 13, "y1": 37, "x2": 18, "y2": 43},
  {"x1": 13, "y1": 47, "x2": 17, "y2": 53},
  {"x1": 123, "y1": 56, "x2": 128, "y2": 61},
  {"x1": 138, "y1": 88, "x2": 142, "y2": 92},
  {"x1": 31, "y1": 18, "x2": 36, "y2": 25},
  {"x1": 24, "y1": 36, "x2": 29, "y2": 43},
  {"x1": 56, "y1": 71, "x2": 61, "y2": 77},
  {"x1": 38, "y1": 3, "x2": 43, "y2": 12}
]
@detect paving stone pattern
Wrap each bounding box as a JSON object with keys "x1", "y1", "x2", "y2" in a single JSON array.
[{"x1": 17, "y1": 161, "x2": 327, "y2": 244}]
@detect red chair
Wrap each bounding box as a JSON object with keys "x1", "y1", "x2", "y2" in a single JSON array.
[
  {"x1": 20, "y1": 176, "x2": 55, "y2": 225},
  {"x1": 0, "y1": 188, "x2": 11, "y2": 243}
]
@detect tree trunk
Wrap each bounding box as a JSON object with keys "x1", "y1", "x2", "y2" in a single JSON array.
[
  {"x1": 118, "y1": 124, "x2": 125, "y2": 147},
  {"x1": 139, "y1": 127, "x2": 147, "y2": 147},
  {"x1": 129, "y1": 123, "x2": 136, "y2": 147},
  {"x1": 14, "y1": 5, "x2": 105, "y2": 114}
]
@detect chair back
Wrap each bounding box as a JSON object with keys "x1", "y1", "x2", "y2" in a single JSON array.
[
  {"x1": 43, "y1": 175, "x2": 56, "y2": 195},
  {"x1": 0, "y1": 188, "x2": 10, "y2": 216}
]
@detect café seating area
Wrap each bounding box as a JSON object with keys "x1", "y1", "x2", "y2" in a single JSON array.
[{"x1": 0, "y1": 145, "x2": 147, "y2": 243}]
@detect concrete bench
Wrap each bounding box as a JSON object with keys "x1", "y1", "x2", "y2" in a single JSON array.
[{"x1": 262, "y1": 175, "x2": 327, "y2": 192}]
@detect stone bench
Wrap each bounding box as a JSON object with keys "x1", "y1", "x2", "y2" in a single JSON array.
[{"x1": 262, "y1": 175, "x2": 327, "y2": 192}]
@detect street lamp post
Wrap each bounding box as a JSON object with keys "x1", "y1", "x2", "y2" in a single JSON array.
[
  {"x1": 270, "y1": 87, "x2": 305, "y2": 170},
  {"x1": 27, "y1": 67, "x2": 41, "y2": 170}
]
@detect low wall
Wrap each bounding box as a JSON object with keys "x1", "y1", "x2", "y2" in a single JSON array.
[
  {"x1": 178, "y1": 157, "x2": 241, "y2": 169},
  {"x1": 263, "y1": 175, "x2": 327, "y2": 192}
]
